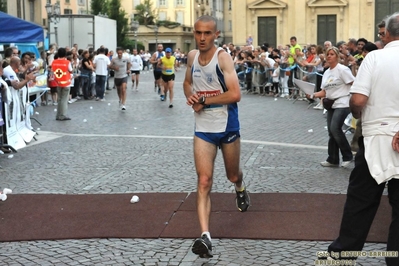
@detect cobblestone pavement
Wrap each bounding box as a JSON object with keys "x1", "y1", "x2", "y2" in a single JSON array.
[{"x1": 0, "y1": 68, "x2": 387, "y2": 265}]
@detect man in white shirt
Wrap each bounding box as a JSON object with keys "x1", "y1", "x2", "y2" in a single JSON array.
[
  {"x1": 142, "y1": 50, "x2": 151, "y2": 71},
  {"x1": 3, "y1": 57, "x2": 36, "y2": 90},
  {"x1": 93, "y1": 47, "x2": 111, "y2": 101},
  {"x1": 130, "y1": 49, "x2": 143, "y2": 91},
  {"x1": 326, "y1": 13, "x2": 399, "y2": 266}
]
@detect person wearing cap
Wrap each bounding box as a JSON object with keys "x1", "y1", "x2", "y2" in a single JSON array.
[{"x1": 158, "y1": 47, "x2": 176, "y2": 108}]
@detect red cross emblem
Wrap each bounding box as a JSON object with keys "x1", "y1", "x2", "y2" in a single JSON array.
[{"x1": 54, "y1": 68, "x2": 65, "y2": 79}]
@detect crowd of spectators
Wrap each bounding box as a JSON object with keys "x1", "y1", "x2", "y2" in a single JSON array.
[{"x1": 221, "y1": 29, "x2": 385, "y2": 108}]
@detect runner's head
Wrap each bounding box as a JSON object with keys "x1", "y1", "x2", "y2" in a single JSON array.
[{"x1": 165, "y1": 47, "x2": 172, "y2": 58}]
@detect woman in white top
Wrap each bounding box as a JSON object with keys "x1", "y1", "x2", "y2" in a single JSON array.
[{"x1": 308, "y1": 46, "x2": 355, "y2": 168}]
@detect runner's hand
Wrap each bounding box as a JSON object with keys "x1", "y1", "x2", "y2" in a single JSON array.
[{"x1": 392, "y1": 132, "x2": 399, "y2": 152}]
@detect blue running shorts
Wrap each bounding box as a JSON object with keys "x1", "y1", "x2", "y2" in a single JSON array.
[{"x1": 195, "y1": 131, "x2": 240, "y2": 147}]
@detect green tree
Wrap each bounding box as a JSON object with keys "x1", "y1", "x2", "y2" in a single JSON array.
[
  {"x1": 107, "y1": 0, "x2": 129, "y2": 47},
  {"x1": 90, "y1": 0, "x2": 108, "y2": 15},
  {"x1": 0, "y1": 0, "x2": 7, "y2": 13},
  {"x1": 134, "y1": 0, "x2": 157, "y2": 26}
]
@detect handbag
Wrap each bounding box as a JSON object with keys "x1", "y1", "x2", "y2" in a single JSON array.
[
  {"x1": 322, "y1": 94, "x2": 350, "y2": 111},
  {"x1": 47, "y1": 71, "x2": 58, "y2": 88},
  {"x1": 322, "y1": 98, "x2": 335, "y2": 111}
]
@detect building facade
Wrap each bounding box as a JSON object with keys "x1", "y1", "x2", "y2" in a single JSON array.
[
  {"x1": 227, "y1": 0, "x2": 398, "y2": 48},
  {"x1": 4, "y1": 0, "x2": 399, "y2": 52}
]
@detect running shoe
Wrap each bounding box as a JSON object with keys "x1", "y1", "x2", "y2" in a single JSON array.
[
  {"x1": 169, "y1": 104, "x2": 173, "y2": 108},
  {"x1": 320, "y1": 161, "x2": 339, "y2": 167},
  {"x1": 160, "y1": 95, "x2": 165, "y2": 101},
  {"x1": 192, "y1": 234, "x2": 213, "y2": 258},
  {"x1": 121, "y1": 105, "x2": 126, "y2": 111},
  {"x1": 236, "y1": 188, "x2": 250, "y2": 212}
]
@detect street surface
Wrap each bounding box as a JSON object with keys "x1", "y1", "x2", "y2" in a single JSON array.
[{"x1": 0, "y1": 68, "x2": 385, "y2": 265}]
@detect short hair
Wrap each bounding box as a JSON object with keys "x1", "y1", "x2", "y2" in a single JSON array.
[
  {"x1": 57, "y1": 48, "x2": 67, "y2": 58},
  {"x1": 98, "y1": 47, "x2": 105, "y2": 54},
  {"x1": 377, "y1": 20, "x2": 386, "y2": 28},
  {"x1": 21, "y1": 52, "x2": 31, "y2": 59},
  {"x1": 4, "y1": 47, "x2": 14, "y2": 58},
  {"x1": 195, "y1": 15, "x2": 217, "y2": 31},
  {"x1": 116, "y1": 47, "x2": 124, "y2": 52},
  {"x1": 348, "y1": 38, "x2": 357, "y2": 45},
  {"x1": 260, "y1": 45, "x2": 268, "y2": 52},
  {"x1": 336, "y1": 41, "x2": 346, "y2": 48},
  {"x1": 290, "y1": 36, "x2": 297, "y2": 41},
  {"x1": 356, "y1": 38, "x2": 368, "y2": 45},
  {"x1": 386, "y1": 12, "x2": 399, "y2": 37},
  {"x1": 362, "y1": 42, "x2": 378, "y2": 53}
]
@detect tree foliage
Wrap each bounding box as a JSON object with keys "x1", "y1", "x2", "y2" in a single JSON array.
[
  {"x1": 0, "y1": 0, "x2": 7, "y2": 13},
  {"x1": 107, "y1": 0, "x2": 129, "y2": 47},
  {"x1": 134, "y1": 0, "x2": 157, "y2": 26},
  {"x1": 90, "y1": 0, "x2": 108, "y2": 15}
]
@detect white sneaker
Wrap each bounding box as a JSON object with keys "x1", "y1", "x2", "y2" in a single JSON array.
[
  {"x1": 313, "y1": 103, "x2": 323, "y2": 110},
  {"x1": 341, "y1": 160, "x2": 353, "y2": 168},
  {"x1": 135, "y1": 87, "x2": 138, "y2": 92},
  {"x1": 121, "y1": 105, "x2": 126, "y2": 110},
  {"x1": 320, "y1": 161, "x2": 339, "y2": 167}
]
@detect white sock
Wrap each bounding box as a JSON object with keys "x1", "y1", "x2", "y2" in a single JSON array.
[
  {"x1": 235, "y1": 182, "x2": 245, "y2": 192},
  {"x1": 202, "y1": 231, "x2": 211, "y2": 241}
]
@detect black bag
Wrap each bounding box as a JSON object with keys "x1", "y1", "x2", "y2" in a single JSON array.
[{"x1": 322, "y1": 98, "x2": 335, "y2": 111}]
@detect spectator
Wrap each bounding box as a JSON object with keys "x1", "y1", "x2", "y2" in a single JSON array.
[
  {"x1": 3, "y1": 57, "x2": 36, "y2": 90},
  {"x1": 79, "y1": 50, "x2": 94, "y2": 100},
  {"x1": 327, "y1": 13, "x2": 399, "y2": 265},
  {"x1": 308, "y1": 46, "x2": 354, "y2": 168},
  {"x1": 377, "y1": 19, "x2": 388, "y2": 47},
  {"x1": 51, "y1": 47, "x2": 73, "y2": 121},
  {"x1": 347, "y1": 38, "x2": 358, "y2": 55},
  {"x1": 288, "y1": 36, "x2": 301, "y2": 97},
  {"x1": 93, "y1": 47, "x2": 110, "y2": 101},
  {"x1": 353, "y1": 38, "x2": 368, "y2": 61},
  {"x1": 2, "y1": 47, "x2": 19, "y2": 68}
]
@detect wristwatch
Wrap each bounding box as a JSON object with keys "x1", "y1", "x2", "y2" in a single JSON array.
[{"x1": 198, "y1": 95, "x2": 206, "y2": 105}]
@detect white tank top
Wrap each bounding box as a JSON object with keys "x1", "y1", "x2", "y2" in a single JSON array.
[{"x1": 192, "y1": 47, "x2": 239, "y2": 133}]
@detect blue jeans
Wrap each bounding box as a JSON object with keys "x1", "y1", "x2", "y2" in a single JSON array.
[
  {"x1": 326, "y1": 107, "x2": 353, "y2": 164},
  {"x1": 95, "y1": 75, "x2": 107, "y2": 99}
]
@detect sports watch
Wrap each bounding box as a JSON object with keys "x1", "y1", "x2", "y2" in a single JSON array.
[{"x1": 198, "y1": 95, "x2": 206, "y2": 105}]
